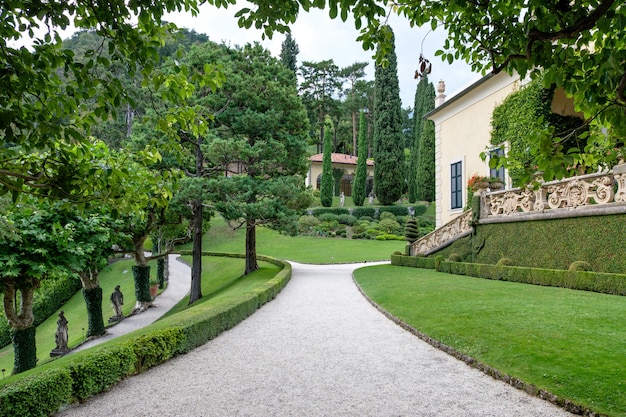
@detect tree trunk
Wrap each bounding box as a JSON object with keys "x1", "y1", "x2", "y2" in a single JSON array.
[
  {"x1": 11, "y1": 326, "x2": 36, "y2": 374},
  {"x1": 82, "y1": 287, "x2": 104, "y2": 337},
  {"x1": 189, "y1": 200, "x2": 203, "y2": 304},
  {"x1": 245, "y1": 220, "x2": 259, "y2": 275}
]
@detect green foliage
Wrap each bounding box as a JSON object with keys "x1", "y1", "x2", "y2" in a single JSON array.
[
  {"x1": 378, "y1": 205, "x2": 409, "y2": 217},
  {"x1": 129, "y1": 328, "x2": 186, "y2": 373},
  {"x1": 410, "y1": 76, "x2": 435, "y2": 203},
  {"x1": 0, "y1": 368, "x2": 72, "y2": 417},
  {"x1": 132, "y1": 266, "x2": 151, "y2": 303},
  {"x1": 390, "y1": 254, "x2": 436, "y2": 269},
  {"x1": 373, "y1": 27, "x2": 405, "y2": 205},
  {"x1": 318, "y1": 213, "x2": 339, "y2": 223},
  {"x1": 337, "y1": 214, "x2": 358, "y2": 226},
  {"x1": 379, "y1": 211, "x2": 397, "y2": 221},
  {"x1": 320, "y1": 126, "x2": 334, "y2": 207},
  {"x1": 352, "y1": 207, "x2": 376, "y2": 219},
  {"x1": 391, "y1": 0, "x2": 626, "y2": 180},
  {"x1": 496, "y1": 258, "x2": 515, "y2": 267},
  {"x1": 68, "y1": 345, "x2": 137, "y2": 402},
  {"x1": 297, "y1": 215, "x2": 320, "y2": 235},
  {"x1": 279, "y1": 32, "x2": 299, "y2": 75},
  {"x1": 82, "y1": 288, "x2": 105, "y2": 338},
  {"x1": 404, "y1": 218, "x2": 420, "y2": 243},
  {"x1": 489, "y1": 77, "x2": 588, "y2": 185},
  {"x1": 11, "y1": 327, "x2": 36, "y2": 375},
  {"x1": 352, "y1": 112, "x2": 368, "y2": 206}
]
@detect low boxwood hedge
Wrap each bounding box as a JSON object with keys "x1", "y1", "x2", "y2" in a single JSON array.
[
  {"x1": 391, "y1": 254, "x2": 626, "y2": 296},
  {"x1": 0, "y1": 253, "x2": 291, "y2": 417}
]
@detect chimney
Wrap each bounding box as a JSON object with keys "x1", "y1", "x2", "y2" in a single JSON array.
[{"x1": 435, "y1": 79, "x2": 446, "y2": 107}]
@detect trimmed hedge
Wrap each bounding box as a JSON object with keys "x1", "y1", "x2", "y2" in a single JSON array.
[
  {"x1": 392, "y1": 254, "x2": 626, "y2": 296},
  {"x1": 0, "y1": 253, "x2": 291, "y2": 417},
  {"x1": 378, "y1": 206, "x2": 409, "y2": 217},
  {"x1": 0, "y1": 274, "x2": 82, "y2": 349},
  {"x1": 352, "y1": 207, "x2": 376, "y2": 219},
  {"x1": 391, "y1": 254, "x2": 436, "y2": 269},
  {"x1": 311, "y1": 207, "x2": 349, "y2": 216}
]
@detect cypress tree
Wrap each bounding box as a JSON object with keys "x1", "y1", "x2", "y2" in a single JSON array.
[
  {"x1": 408, "y1": 76, "x2": 430, "y2": 203},
  {"x1": 416, "y1": 80, "x2": 436, "y2": 202},
  {"x1": 320, "y1": 125, "x2": 334, "y2": 207},
  {"x1": 352, "y1": 111, "x2": 368, "y2": 206},
  {"x1": 373, "y1": 26, "x2": 405, "y2": 205},
  {"x1": 279, "y1": 32, "x2": 299, "y2": 76}
]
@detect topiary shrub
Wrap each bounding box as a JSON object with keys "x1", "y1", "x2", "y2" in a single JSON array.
[
  {"x1": 318, "y1": 213, "x2": 339, "y2": 223},
  {"x1": 405, "y1": 218, "x2": 420, "y2": 243},
  {"x1": 569, "y1": 261, "x2": 593, "y2": 272}
]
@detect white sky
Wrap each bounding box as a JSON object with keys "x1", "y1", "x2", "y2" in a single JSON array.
[{"x1": 164, "y1": 3, "x2": 482, "y2": 108}]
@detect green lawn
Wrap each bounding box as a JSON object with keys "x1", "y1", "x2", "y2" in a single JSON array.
[
  {"x1": 182, "y1": 216, "x2": 405, "y2": 263},
  {"x1": 354, "y1": 265, "x2": 626, "y2": 417}
]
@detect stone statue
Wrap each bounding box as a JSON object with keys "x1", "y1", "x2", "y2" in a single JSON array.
[
  {"x1": 368, "y1": 192, "x2": 374, "y2": 205},
  {"x1": 50, "y1": 311, "x2": 69, "y2": 357},
  {"x1": 339, "y1": 192, "x2": 345, "y2": 207},
  {"x1": 109, "y1": 285, "x2": 124, "y2": 323}
]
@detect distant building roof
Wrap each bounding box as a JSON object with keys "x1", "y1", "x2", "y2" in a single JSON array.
[{"x1": 309, "y1": 153, "x2": 374, "y2": 166}]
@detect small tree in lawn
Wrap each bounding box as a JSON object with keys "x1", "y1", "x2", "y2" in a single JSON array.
[
  {"x1": 352, "y1": 111, "x2": 368, "y2": 206},
  {"x1": 321, "y1": 124, "x2": 334, "y2": 207},
  {"x1": 373, "y1": 26, "x2": 405, "y2": 205}
]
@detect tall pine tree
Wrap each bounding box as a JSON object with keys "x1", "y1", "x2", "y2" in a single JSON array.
[
  {"x1": 408, "y1": 75, "x2": 432, "y2": 203},
  {"x1": 416, "y1": 78, "x2": 436, "y2": 202},
  {"x1": 320, "y1": 123, "x2": 334, "y2": 207},
  {"x1": 373, "y1": 26, "x2": 405, "y2": 205},
  {"x1": 352, "y1": 111, "x2": 368, "y2": 206},
  {"x1": 280, "y1": 33, "x2": 299, "y2": 76}
]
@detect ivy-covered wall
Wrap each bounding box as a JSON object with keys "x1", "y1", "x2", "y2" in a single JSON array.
[{"x1": 433, "y1": 213, "x2": 626, "y2": 274}]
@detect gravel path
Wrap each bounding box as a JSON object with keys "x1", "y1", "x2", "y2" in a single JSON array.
[{"x1": 57, "y1": 262, "x2": 573, "y2": 417}]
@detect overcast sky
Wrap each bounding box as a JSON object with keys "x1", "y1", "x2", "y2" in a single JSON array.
[{"x1": 164, "y1": 3, "x2": 482, "y2": 108}]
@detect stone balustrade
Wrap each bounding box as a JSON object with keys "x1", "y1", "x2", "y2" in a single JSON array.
[
  {"x1": 410, "y1": 210, "x2": 473, "y2": 256},
  {"x1": 482, "y1": 163, "x2": 626, "y2": 222}
]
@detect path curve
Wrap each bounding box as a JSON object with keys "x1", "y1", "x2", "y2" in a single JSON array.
[{"x1": 58, "y1": 261, "x2": 573, "y2": 417}]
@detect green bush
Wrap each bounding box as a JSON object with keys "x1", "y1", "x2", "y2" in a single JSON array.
[
  {"x1": 496, "y1": 257, "x2": 514, "y2": 266},
  {"x1": 379, "y1": 211, "x2": 397, "y2": 221},
  {"x1": 448, "y1": 253, "x2": 463, "y2": 262},
  {"x1": 68, "y1": 345, "x2": 136, "y2": 402},
  {"x1": 352, "y1": 207, "x2": 376, "y2": 219},
  {"x1": 297, "y1": 215, "x2": 320, "y2": 234},
  {"x1": 317, "y1": 213, "x2": 339, "y2": 223},
  {"x1": 378, "y1": 218, "x2": 402, "y2": 234},
  {"x1": 390, "y1": 254, "x2": 437, "y2": 269},
  {"x1": 337, "y1": 214, "x2": 358, "y2": 226},
  {"x1": 0, "y1": 368, "x2": 72, "y2": 417},
  {"x1": 357, "y1": 215, "x2": 374, "y2": 222}
]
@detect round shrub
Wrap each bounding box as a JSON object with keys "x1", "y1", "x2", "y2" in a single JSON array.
[
  {"x1": 337, "y1": 214, "x2": 358, "y2": 226},
  {"x1": 379, "y1": 211, "x2": 397, "y2": 221},
  {"x1": 298, "y1": 215, "x2": 320, "y2": 234},
  {"x1": 569, "y1": 261, "x2": 593, "y2": 272},
  {"x1": 378, "y1": 218, "x2": 402, "y2": 234},
  {"x1": 318, "y1": 213, "x2": 339, "y2": 222},
  {"x1": 393, "y1": 251, "x2": 403, "y2": 255},
  {"x1": 496, "y1": 257, "x2": 515, "y2": 266},
  {"x1": 375, "y1": 235, "x2": 387, "y2": 240},
  {"x1": 359, "y1": 215, "x2": 374, "y2": 222}
]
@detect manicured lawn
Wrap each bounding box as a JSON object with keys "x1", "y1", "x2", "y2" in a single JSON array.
[
  {"x1": 354, "y1": 265, "x2": 626, "y2": 417},
  {"x1": 181, "y1": 216, "x2": 405, "y2": 263}
]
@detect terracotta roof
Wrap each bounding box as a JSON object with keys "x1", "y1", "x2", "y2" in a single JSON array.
[{"x1": 309, "y1": 153, "x2": 374, "y2": 166}]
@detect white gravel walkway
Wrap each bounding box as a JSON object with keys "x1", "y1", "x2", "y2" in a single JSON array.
[{"x1": 57, "y1": 261, "x2": 573, "y2": 417}]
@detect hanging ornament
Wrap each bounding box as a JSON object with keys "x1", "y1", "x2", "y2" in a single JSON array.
[{"x1": 414, "y1": 54, "x2": 432, "y2": 79}]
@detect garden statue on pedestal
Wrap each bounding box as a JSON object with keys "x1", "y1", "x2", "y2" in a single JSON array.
[
  {"x1": 50, "y1": 311, "x2": 69, "y2": 357},
  {"x1": 109, "y1": 285, "x2": 124, "y2": 323},
  {"x1": 340, "y1": 192, "x2": 345, "y2": 207}
]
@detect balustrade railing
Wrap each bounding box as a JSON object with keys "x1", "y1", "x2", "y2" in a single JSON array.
[
  {"x1": 483, "y1": 163, "x2": 626, "y2": 219},
  {"x1": 410, "y1": 210, "x2": 473, "y2": 256}
]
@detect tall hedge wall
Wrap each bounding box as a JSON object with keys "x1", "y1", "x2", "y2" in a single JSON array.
[{"x1": 434, "y1": 213, "x2": 626, "y2": 274}]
